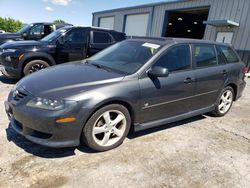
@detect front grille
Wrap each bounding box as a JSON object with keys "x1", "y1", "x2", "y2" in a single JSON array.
[{"x1": 13, "y1": 87, "x2": 29, "y2": 101}]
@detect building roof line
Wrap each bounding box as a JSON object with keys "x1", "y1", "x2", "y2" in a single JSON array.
[{"x1": 92, "y1": 0, "x2": 186, "y2": 15}]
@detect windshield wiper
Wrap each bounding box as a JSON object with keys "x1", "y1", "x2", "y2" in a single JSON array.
[{"x1": 91, "y1": 63, "x2": 113, "y2": 72}]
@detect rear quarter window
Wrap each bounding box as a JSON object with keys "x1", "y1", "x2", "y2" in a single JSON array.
[
  {"x1": 93, "y1": 31, "x2": 113, "y2": 44},
  {"x1": 217, "y1": 45, "x2": 239, "y2": 63}
]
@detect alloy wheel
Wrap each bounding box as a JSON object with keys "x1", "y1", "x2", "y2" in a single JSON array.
[
  {"x1": 29, "y1": 63, "x2": 47, "y2": 73},
  {"x1": 92, "y1": 110, "x2": 126, "y2": 147},
  {"x1": 218, "y1": 90, "x2": 233, "y2": 114}
]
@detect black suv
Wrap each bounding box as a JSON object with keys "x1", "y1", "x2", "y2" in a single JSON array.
[
  {"x1": 0, "y1": 26, "x2": 126, "y2": 78},
  {"x1": 0, "y1": 22, "x2": 72, "y2": 45},
  {"x1": 5, "y1": 38, "x2": 246, "y2": 151}
]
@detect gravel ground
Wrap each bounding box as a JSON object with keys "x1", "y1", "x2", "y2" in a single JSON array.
[{"x1": 0, "y1": 72, "x2": 249, "y2": 188}]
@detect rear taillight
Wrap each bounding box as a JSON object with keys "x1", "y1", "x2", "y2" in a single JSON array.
[{"x1": 243, "y1": 67, "x2": 249, "y2": 74}]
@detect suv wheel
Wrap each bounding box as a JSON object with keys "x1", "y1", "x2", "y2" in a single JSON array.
[
  {"x1": 212, "y1": 86, "x2": 234, "y2": 117},
  {"x1": 82, "y1": 104, "x2": 131, "y2": 152},
  {"x1": 23, "y1": 60, "x2": 50, "y2": 76}
]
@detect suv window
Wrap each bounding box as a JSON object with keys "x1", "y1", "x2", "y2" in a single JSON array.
[
  {"x1": 153, "y1": 44, "x2": 191, "y2": 72},
  {"x1": 63, "y1": 29, "x2": 87, "y2": 44},
  {"x1": 29, "y1": 24, "x2": 44, "y2": 36},
  {"x1": 194, "y1": 44, "x2": 217, "y2": 67},
  {"x1": 93, "y1": 31, "x2": 112, "y2": 43},
  {"x1": 217, "y1": 45, "x2": 239, "y2": 63}
]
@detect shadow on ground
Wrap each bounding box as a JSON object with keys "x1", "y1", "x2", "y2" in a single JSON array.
[
  {"x1": 5, "y1": 124, "x2": 96, "y2": 159},
  {"x1": 5, "y1": 115, "x2": 206, "y2": 158},
  {"x1": 0, "y1": 74, "x2": 18, "y2": 85},
  {"x1": 128, "y1": 115, "x2": 206, "y2": 139}
]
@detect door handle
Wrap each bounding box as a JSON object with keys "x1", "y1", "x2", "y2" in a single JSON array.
[
  {"x1": 184, "y1": 77, "x2": 193, "y2": 84},
  {"x1": 221, "y1": 70, "x2": 227, "y2": 75}
]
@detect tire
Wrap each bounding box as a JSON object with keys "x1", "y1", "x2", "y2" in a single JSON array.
[
  {"x1": 211, "y1": 86, "x2": 234, "y2": 117},
  {"x1": 82, "y1": 104, "x2": 131, "y2": 152},
  {"x1": 23, "y1": 60, "x2": 50, "y2": 76}
]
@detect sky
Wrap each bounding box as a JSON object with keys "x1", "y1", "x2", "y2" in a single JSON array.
[{"x1": 0, "y1": 0, "x2": 169, "y2": 26}]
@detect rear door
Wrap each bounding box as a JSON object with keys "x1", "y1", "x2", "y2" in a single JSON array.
[
  {"x1": 139, "y1": 44, "x2": 195, "y2": 123},
  {"x1": 56, "y1": 28, "x2": 88, "y2": 63},
  {"x1": 191, "y1": 43, "x2": 228, "y2": 110},
  {"x1": 88, "y1": 30, "x2": 114, "y2": 57}
]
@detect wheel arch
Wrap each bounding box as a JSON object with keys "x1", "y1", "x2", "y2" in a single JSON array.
[
  {"x1": 226, "y1": 83, "x2": 238, "y2": 101},
  {"x1": 85, "y1": 99, "x2": 135, "y2": 128},
  {"x1": 21, "y1": 53, "x2": 56, "y2": 74}
]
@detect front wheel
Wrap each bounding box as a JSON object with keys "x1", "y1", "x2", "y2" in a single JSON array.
[
  {"x1": 82, "y1": 104, "x2": 131, "y2": 152},
  {"x1": 211, "y1": 86, "x2": 234, "y2": 117},
  {"x1": 23, "y1": 60, "x2": 50, "y2": 76}
]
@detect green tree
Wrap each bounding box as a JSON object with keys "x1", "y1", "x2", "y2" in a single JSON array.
[
  {"x1": 53, "y1": 19, "x2": 66, "y2": 24},
  {"x1": 0, "y1": 17, "x2": 23, "y2": 33}
]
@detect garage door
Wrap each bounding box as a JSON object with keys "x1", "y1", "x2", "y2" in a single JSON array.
[
  {"x1": 125, "y1": 13, "x2": 149, "y2": 36},
  {"x1": 99, "y1": 17, "x2": 115, "y2": 29}
]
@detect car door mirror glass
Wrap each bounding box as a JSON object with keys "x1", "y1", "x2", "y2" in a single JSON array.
[
  {"x1": 22, "y1": 32, "x2": 27, "y2": 38},
  {"x1": 148, "y1": 66, "x2": 169, "y2": 77}
]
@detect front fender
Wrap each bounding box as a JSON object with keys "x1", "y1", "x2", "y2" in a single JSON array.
[{"x1": 19, "y1": 52, "x2": 56, "y2": 69}]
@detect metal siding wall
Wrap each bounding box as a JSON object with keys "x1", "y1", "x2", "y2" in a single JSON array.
[
  {"x1": 93, "y1": 7, "x2": 153, "y2": 35},
  {"x1": 93, "y1": 0, "x2": 250, "y2": 52}
]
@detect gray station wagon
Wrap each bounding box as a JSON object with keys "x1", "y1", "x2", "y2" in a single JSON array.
[{"x1": 5, "y1": 37, "x2": 246, "y2": 151}]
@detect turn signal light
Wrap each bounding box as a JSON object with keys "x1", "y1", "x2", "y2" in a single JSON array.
[
  {"x1": 56, "y1": 117, "x2": 76, "y2": 123},
  {"x1": 18, "y1": 54, "x2": 24, "y2": 61}
]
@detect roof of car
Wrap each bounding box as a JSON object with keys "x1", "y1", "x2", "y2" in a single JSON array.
[
  {"x1": 30, "y1": 22, "x2": 72, "y2": 26},
  {"x1": 68, "y1": 26, "x2": 125, "y2": 34},
  {"x1": 127, "y1": 36, "x2": 231, "y2": 47}
]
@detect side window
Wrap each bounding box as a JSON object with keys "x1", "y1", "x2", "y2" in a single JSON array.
[
  {"x1": 218, "y1": 45, "x2": 239, "y2": 63},
  {"x1": 93, "y1": 31, "x2": 112, "y2": 44},
  {"x1": 29, "y1": 24, "x2": 44, "y2": 36},
  {"x1": 153, "y1": 44, "x2": 191, "y2": 72},
  {"x1": 63, "y1": 29, "x2": 87, "y2": 44},
  {"x1": 194, "y1": 44, "x2": 217, "y2": 67},
  {"x1": 216, "y1": 46, "x2": 227, "y2": 64}
]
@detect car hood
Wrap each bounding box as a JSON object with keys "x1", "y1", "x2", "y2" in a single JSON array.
[
  {"x1": 0, "y1": 40, "x2": 47, "y2": 49},
  {"x1": 16, "y1": 62, "x2": 125, "y2": 100},
  {"x1": 0, "y1": 33, "x2": 21, "y2": 39}
]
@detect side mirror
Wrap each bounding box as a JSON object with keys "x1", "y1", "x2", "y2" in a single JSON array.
[
  {"x1": 22, "y1": 32, "x2": 27, "y2": 38},
  {"x1": 147, "y1": 66, "x2": 169, "y2": 77}
]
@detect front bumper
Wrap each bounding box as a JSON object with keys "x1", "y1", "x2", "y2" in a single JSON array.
[
  {"x1": 5, "y1": 99, "x2": 85, "y2": 148},
  {"x1": 0, "y1": 53, "x2": 22, "y2": 79}
]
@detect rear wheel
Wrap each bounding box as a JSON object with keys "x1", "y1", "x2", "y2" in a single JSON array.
[
  {"x1": 23, "y1": 60, "x2": 50, "y2": 76},
  {"x1": 211, "y1": 86, "x2": 234, "y2": 117},
  {"x1": 82, "y1": 104, "x2": 131, "y2": 152}
]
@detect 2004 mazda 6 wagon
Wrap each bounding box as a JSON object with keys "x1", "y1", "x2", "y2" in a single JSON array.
[{"x1": 5, "y1": 37, "x2": 246, "y2": 151}]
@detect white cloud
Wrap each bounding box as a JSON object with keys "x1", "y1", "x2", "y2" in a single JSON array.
[
  {"x1": 45, "y1": 6, "x2": 54, "y2": 11},
  {"x1": 42, "y1": 0, "x2": 72, "y2": 6}
]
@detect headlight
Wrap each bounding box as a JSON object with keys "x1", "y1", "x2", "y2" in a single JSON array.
[
  {"x1": 26, "y1": 97, "x2": 65, "y2": 110},
  {"x1": 3, "y1": 49, "x2": 17, "y2": 53}
]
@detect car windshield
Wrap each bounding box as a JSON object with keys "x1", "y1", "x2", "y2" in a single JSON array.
[
  {"x1": 16, "y1": 24, "x2": 31, "y2": 34},
  {"x1": 41, "y1": 27, "x2": 69, "y2": 42},
  {"x1": 88, "y1": 40, "x2": 162, "y2": 74}
]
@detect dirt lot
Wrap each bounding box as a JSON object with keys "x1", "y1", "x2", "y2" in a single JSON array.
[{"x1": 0, "y1": 72, "x2": 249, "y2": 188}]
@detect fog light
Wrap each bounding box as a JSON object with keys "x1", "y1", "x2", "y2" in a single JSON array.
[{"x1": 56, "y1": 117, "x2": 76, "y2": 123}]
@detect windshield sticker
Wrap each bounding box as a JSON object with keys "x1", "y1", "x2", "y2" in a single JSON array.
[{"x1": 142, "y1": 43, "x2": 160, "y2": 49}]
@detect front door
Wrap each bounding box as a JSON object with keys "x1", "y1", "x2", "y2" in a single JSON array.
[
  {"x1": 139, "y1": 44, "x2": 195, "y2": 123},
  {"x1": 56, "y1": 28, "x2": 88, "y2": 64}
]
